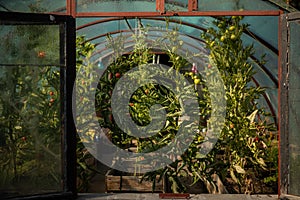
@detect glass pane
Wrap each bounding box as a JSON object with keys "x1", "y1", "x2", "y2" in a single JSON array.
[
  {"x1": 0, "y1": 66, "x2": 62, "y2": 198},
  {"x1": 165, "y1": 0, "x2": 188, "y2": 12},
  {"x1": 0, "y1": 25, "x2": 60, "y2": 66},
  {"x1": 0, "y1": 22, "x2": 63, "y2": 198},
  {"x1": 76, "y1": 0, "x2": 156, "y2": 12},
  {"x1": 198, "y1": 0, "x2": 279, "y2": 11},
  {"x1": 243, "y1": 16, "x2": 278, "y2": 53},
  {"x1": 0, "y1": 0, "x2": 66, "y2": 13},
  {"x1": 288, "y1": 21, "x2": 300, "y2": 196}
]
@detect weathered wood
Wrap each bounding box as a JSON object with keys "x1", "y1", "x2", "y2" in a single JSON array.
[{"x1": 105, "y1": 169, "x2": 165, "y2": 192}]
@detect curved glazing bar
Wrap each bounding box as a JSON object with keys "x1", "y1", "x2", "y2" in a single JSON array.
[
  {"x1": 243, "y1": 16, "x2": 278, "y2": 52},
  {"x1": 252, "y1": 62, "x2": 278, "y2": 122},
  {"x1": 76, "y1": 16, "x2": 279, "y2": 125},
  {"x1": 268, "y1": 0, "x2": 298, "y2": 12},
  {"x1": 242, "y1": 34, "x2": 278, "y2": 84},
  {"x1": 76, "y1": 16, "x2": 278, "y2": 84}
]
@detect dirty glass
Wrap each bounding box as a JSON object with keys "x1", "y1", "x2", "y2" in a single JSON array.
[
  {"x1": 198, "y1": 0, "x2": 282, "y2": 11},
  {"x1": 0, "y1": 24, "x2": 62, "y2": 198},
  {"x1": 0, "y1": 0, "x2": 295, "y2": 13},
  {"x1": 0, "y1": 25, "x2": 60, "y2": 66},
  {"x1": 165, "y1": 0, "x2": 188, "y2": 12},
  {"x1": 288, "y1": 20, "x2": 300, "y2": 196},
  {"x1": 0, "y1": 0, "x2": 65, "y2": 13},
  {"x1": 76, "y1": 0, "x2": 156, "y2": 12}
]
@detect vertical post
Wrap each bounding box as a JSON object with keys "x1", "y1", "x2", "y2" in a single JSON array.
[
  {"x1": 188, "y1": 0, "x2": 198, "y2": 12},
  {"x1": 64, "y1": 15, "x2": 77, "y2": 197},
  {"x1": 278, "y1": 13, "x2": 289, "y2": 197},
  {"x1": 156, "y1": 0, "x2": 165, "y2": 14},
  {"x1": 67, "y1": 0, "x2": 76, "y2": 17}
]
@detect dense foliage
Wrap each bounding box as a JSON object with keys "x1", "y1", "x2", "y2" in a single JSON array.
[
  {"x1": 93, "y1": 17, "x2": 278, "y2": 194},
  {"x1": 0, "y1": 25, "x2": 62, "y2": 196},
  {"x1": 199, "y1": 16, "x2": 278, "y2": 193},
  {"x1": 0, "y1": 16, "x2": 278, "y2": 195}
]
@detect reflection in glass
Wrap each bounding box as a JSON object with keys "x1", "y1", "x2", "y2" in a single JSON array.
[
  {"x1": 0, "y1": 25, "x2": 60, "y2": 66},
  {"x1": 0, "y1": 23, "x2": 62, "y2": 198}
]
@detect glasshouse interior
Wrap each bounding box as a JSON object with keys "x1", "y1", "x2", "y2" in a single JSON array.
[{"x1": 0, "y1": 0, "x2": 300, "y2": 199}]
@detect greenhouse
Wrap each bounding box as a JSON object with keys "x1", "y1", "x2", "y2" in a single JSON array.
[{"x1": 0, "y1": 0, "x2": 300, "y2": 199}]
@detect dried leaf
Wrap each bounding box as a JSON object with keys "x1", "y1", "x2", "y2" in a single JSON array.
[
  {"x1": 247, "y1": 110, "x2": 258, "y2": 123},
  {"x1": 230, "y1": 169, "x2": 238, "y2": 183},
  {"x1": 234, "y1": 165, "x2": 246, "y2": 174}
]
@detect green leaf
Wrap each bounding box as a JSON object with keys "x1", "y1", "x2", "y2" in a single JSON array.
[{"x1": 257, "y1": 157, "x2": 267, "y2": 167}]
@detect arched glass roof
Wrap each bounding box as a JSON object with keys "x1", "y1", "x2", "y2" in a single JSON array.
[{"x1": 0, "y1": 0, "x2": 298, "y2": 126}]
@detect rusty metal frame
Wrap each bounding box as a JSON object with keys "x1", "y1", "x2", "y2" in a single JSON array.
[
  {"x1": 188, "y1": 0, "x2": 198, "y2": 11},
  {"x1": 74, "y1": 10, "x2": 282, "y2": 17},
  {"x1": 156, "y1": 0, "x2": 165, "y2": 14},
  {"x1": 66, "y1": 0, "x2": 76, "y2": 17},
  {"x1": 68, "y1": 0, "x2": 285, "y2": 196},
  {"x1": 63, "y1": 0, "x2": 283, "y2": 17}
]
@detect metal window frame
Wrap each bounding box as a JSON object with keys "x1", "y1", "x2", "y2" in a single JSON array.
[
  {"x1": 59, "y1": 0, "x2": 299, "y2": 198},
  {"x1": 1, "y1": 0, "x2": 294, "y2": 197},
  {"x1": 279, "y1": 12, "x2": 300, "y2": 199},
  {"x1": 69, "y1": 0, "x2": 283, "y2": 197},
  {"x1": 65, "y1": 0, "x2": 282, "y2": 17},
  {"x1": 0, "y1": 11, "x2": 77, "y2": 200}
]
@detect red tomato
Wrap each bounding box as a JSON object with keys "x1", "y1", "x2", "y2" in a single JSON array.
[
  {"x1": 109, "y1": 114, "x2": 113, "y2": 122},
  {"x1": 37, "y1": 51, "x2": 45, "y2": 58}
]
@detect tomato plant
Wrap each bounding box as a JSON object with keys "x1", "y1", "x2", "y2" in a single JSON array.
[
  {"x1": 0, "y1": 24, "x2": 62, "y2": 195},
  {"x1": 199, "y1": 16, "x2": 278, "y2": 194},
  {"x1": 46, "y1": 18, "x2": 277, "y2": 194}
]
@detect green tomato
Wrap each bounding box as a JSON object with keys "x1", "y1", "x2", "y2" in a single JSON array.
[
  {"x1": 230, "y1": 34, "x2": 236, "y2": 40},
  {"x1": 194, "y1": 78, "x2": 200, "y2": 85},
  {"x1": 229, "y1": 25, "x2": 235, "y2": 31}
]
